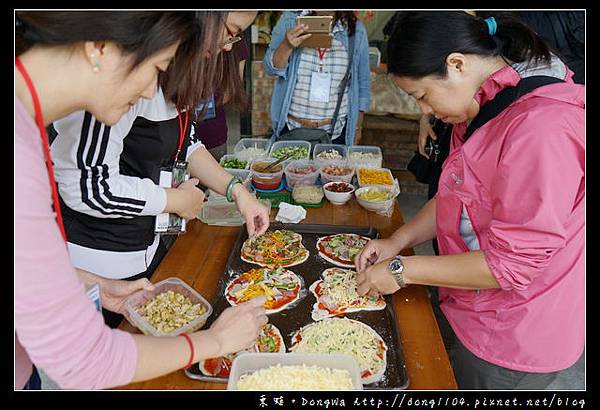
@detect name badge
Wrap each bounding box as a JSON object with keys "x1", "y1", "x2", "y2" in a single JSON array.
[
  {"x1": 86, "y1": 283, "x2": 102, "y2": 312},
  {"x1": 155, "y1": 162, "x2": 190, "y2": 235},
  {"x1": 309, "y1": 71, "x2": 331, "y2": 103}
]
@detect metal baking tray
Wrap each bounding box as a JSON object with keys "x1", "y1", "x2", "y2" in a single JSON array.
[{"x1": 185, "y1": 223, "x2": 410, "y2": 389}]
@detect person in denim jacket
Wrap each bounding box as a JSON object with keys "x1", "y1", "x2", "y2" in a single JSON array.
[{"x1": 263, "y1": 10, "x2": 371, "y2": 145}]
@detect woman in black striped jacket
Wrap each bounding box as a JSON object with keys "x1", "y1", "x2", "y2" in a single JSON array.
[{"x1": 50, "y1": 11, "x2": 265, "y2": 328}]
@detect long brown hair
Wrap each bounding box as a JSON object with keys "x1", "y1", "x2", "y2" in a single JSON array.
[{"x1": 160, "y1": 11, "x2": 248, "y2": 120}]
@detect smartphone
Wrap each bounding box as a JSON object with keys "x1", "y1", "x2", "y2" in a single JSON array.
[
  {"x1": 296, "y1": 16, "x2": 333, "y2": 48},
  {"x1": 296, "y1": 15, "x2": 333, "y2": 33}
]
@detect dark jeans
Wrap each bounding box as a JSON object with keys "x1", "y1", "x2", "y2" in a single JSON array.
[
  {"x1": 431, "y1": 294, "x2": 559, "y2": 389},
  {"x1": 101, "y1": 238, "x2": 168, "y2": 329},
  {"x1": 23, "y1": 366, "x2": 41, "y2": 390}
]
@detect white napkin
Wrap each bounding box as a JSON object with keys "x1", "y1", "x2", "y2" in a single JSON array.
[{"x1": 275, "y1": 202, "x2": 307, "y2": 224}]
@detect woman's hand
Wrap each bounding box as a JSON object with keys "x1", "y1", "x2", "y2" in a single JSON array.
[
  {"x1": 355, "y1": 238, "x2": 401, "y2": 273},
  {"x1": 100, "y1": 278, "x2": 155, "y2": 314},
  {"x1": 356, "y1": 258, "x2": 400, "y2": 297},
  {"x1": 166, "y1": 178, "x2": 205, "y2": 220},
  {"x1": 233, "y1": 185, "x2": 270, "y2": 237},
  {"x1": 208, "y1": 296, "x2": 268, "y2": 356},
  {"x1": 418, "y1": 114, "x2": 437, "y2": 159},
  {"x1": 284, "y1": 23, "x2": 312, "y2": 48}
]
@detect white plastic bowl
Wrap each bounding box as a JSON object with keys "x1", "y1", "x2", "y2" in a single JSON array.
[
  {"x1": 323, "y1": 181, "x2": 355, "y2": 205},
  {"x1": 355, "y1": 185, "x2": 396, "y2": 212}
]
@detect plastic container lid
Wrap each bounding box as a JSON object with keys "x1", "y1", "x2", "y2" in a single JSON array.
[
  {"x1": 269, "y1": 140, "x2": 311, "y2": 164},
  {"x1": 198, "y1": 198, "x2": 271, "y2": 226},
  {"x1": 256, "y1": 189, "x2": 292, "y2": 208},
  {"x1": 219, "y1": 154, "x2": 250, "y2": 170},
  {"x1": 284, "y1": 159, "x2": 320, "y2": 188},
  {"x1": 123, "y1": 277, "x2": 213, "y2": 337},
  {"x1": 312, "y1": 143, "x2": 347, "y2": 164},
  {"x1": 348, "y1": 145, "x2": 383, "y2": 169},
  {"x1": 233, "y1": 138, "x2": 271, "y2": 162},
  {"x1": 228, "y1": 352, "x2": 363, "y2": 390}
]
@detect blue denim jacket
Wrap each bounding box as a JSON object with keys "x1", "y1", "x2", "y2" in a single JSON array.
[{"x1": 263, "y1": 11, "x2": 371, "y2": 146}]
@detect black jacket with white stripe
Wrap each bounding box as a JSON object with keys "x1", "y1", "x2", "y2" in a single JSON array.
[{"x1": 50, "y1": 88, "x2": 204, "y2": 278}]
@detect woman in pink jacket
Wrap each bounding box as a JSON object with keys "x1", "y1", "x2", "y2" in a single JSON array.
[
  {"x1": 355, "y1": 12, "x2": 584, "y2": 389},
  {"x1": 15, "y1": 11, "x2": 267, "y2": 390}
]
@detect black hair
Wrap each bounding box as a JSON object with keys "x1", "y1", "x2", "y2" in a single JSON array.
[
  {"x1": 15, "y1": 11, "x2": 196, "y2": 72},
  {"x1": 387, "y1": 11, "x2": 552, "y2": 79}
]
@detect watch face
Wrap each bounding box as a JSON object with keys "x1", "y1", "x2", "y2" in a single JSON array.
[{"x1": 390, "y1": 259, "x2": 402, "y2": 273}]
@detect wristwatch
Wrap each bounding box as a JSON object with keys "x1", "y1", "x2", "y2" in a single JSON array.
[{"x1": 388, "y1": 255, "x2": 407, "y2": 289}]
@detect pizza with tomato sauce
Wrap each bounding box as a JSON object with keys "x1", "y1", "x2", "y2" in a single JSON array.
[
  {"x1": 199, "y1": 323, "x2": 285, "y2": 378},
  {"x1": 225, "y1": 267, "x2": 302, "y2": 314},
  {"x1": 241, "y1": 229, "x2": 309, "y2": 268},
  {"x1": 289, "y1": 317, "x2": 387, "y2": 384},
  {"x1": 309, "y1": 267, "x2": 386, "y2": 321},
  {"x1": 316, "y1": 234, "x2": 371, "y2": 268}
]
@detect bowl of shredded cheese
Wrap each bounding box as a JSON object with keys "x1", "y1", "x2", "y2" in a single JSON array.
[{"x1": 228, "y1": 353, "x2": 362, "y2": 390}]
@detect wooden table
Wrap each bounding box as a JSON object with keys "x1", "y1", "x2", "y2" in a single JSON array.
[{"x1": 118, "y1": 200, "x2": 457, "y2": 390}]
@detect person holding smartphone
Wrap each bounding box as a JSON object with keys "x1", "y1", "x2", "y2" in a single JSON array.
[{"x1": 264, "y1": 10, "x2": 371, "y2": 146}]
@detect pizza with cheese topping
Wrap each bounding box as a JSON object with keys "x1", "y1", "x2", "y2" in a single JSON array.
[
  {"x1": 289, "y1": 317, "x2": 388, "y2": 384},
  {"x1": 316, "y1": 234, "x2": 371, "y2": 268},
  {"x1": 309, "y1": 267, "x2": 386, "y2": 321},
  {"x1": 200, "y1": 323, "x2": 285, "y2": 378},
  {"x1": 225, "y1": 267, "x2": 302, "y2": 314},
  {"x1": 241, "y1": 229, "x2": 309, "y2": 267}
]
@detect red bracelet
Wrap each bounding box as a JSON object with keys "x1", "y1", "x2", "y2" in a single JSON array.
[{"x1": 180, "y1": 333, "x2": 194, "y2": 369}]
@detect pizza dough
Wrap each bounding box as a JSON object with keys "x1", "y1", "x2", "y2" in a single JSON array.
[
  {"x1": 290, "y1": 317, "x2": 388, "y2": 384},
  {"x1": 241, "y1": 230, "x2": 309, "y2": 268},
  {"x1": 225, "y1": 267, "x2": 303, "y2": 314},
  {"x1": 316, "y1": 234, "x2": 371, "y2": 268},
  {"x1": 309, "y1": 267, "x2": 386, "y2": 321},
  {"x1": 200, "y1": 323, "x2": 285, "y2": 378}
]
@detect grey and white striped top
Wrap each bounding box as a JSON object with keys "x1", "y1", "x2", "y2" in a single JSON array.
[{"x1": 287, "y1": 22, "x2": 350, "y2": 139}]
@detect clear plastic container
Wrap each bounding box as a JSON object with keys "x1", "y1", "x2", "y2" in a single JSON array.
[
  {"x1": 284, "y1": 159, "x2": 320, "y2": 188},
  {"x1": 250, "y1": 158, "x2": 285, "y2": 191},
  {"x1": 348, "y1": 145, "x2": 383, "y2": 169},
  {"x1": 319, "y1": 159, "x2": 355, "y2": 184},
  {"x1": 312, "y1": 143, "x2": 347, "y2": 164},
  {"x1": 219, "y1": 154, "x2": 250, "y2": 170},
  {"x1": 269, "y1": 140, "x2": 311, "y2": 164},
  {"x1": 233, "y1": 138, "x2": 272, "y2": 162},
  {"x1": 207, "y1": 169, "x2": 251, "y2": 201},
  {"x1": 199, "y1": 198, "x2": 271, "y2": 225},
  {"x1": 228, "y1": 353, "x2": 363, "y2": 390},
  {"x1": 356, "y1": 167, "x2": 394, "y2": 187},
  {"x1": 123, "y1": 277, "x2": 213, "y2": 337}
]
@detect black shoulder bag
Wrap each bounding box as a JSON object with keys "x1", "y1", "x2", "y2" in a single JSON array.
[
  {"x1": 407, "y1": 75, "x2": 565, "y2": 190},
  {"x1": 276, "y1": 35, "x2": 355, "y2": 148}
]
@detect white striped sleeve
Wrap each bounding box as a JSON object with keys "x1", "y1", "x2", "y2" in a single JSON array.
[{"x1": 51, "y1": 109, "x2": 167, "y2": 219}]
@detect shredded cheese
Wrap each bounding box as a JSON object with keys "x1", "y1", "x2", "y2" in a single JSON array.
[
  {"x1": 236, "y1": 364, "x2": 354, "y2": 390},
  {"x1": 290, "y1": 318, "x2": 385, "y2": 376}
]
